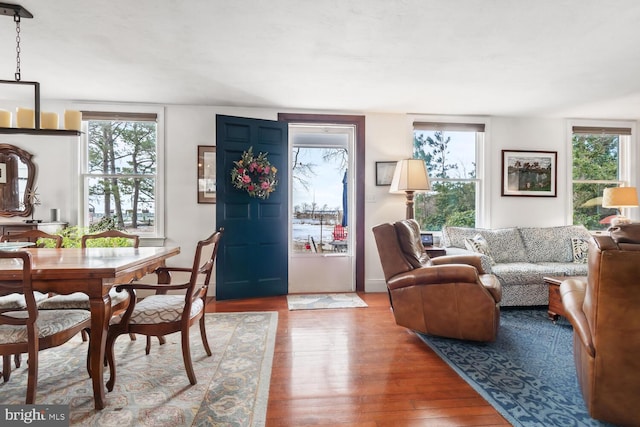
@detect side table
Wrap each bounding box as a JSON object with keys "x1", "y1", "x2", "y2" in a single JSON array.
[
  {"x1": 543, "y1": 275, "x2": 586, "y2": 322},
  {"x1": 424, "y1": 246, "x2": 446, "y2": 258}
]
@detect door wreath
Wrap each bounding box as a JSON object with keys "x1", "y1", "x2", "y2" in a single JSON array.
[{"x1": 231, "y1": 147, "x2": 278, "y2": 199}]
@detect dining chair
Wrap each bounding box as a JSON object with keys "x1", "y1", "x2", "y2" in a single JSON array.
[
  {"x1": 105, "y1": 228, "x2": 223, "y2": 391},
  {"x1": 38, "y1": 230, "x2": 140, "y2": 343},
  {"x1": 80, "y1": 229, "x2": 140, "y2": 248},
  {"x1": 0, "y1": 250, "x2": 91, "y2": 403},
  {"x1": 0, "y1": 229, "x2": 63, "y2": 248},
  {"x1": 0, "y1": 230, "x2": 61, "y2": 373}
]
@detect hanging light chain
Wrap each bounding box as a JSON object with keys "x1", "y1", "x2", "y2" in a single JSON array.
[{"x1": 14, "y1": 13, "x2": 21, "y2": 81}]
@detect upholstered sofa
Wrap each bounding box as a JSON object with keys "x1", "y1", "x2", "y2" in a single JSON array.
[{"x1": 441, "y1": 225, "x2": 592, "y2": 306}]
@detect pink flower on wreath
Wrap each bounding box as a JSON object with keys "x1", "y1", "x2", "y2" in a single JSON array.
[
  {"x1": 248, "y1": 184, "x2": 255, "y2": 191},
  {"x1": 237, "y1": 167, "x2": 245, "y2": 174},
  {"x1": 242, "y1": 175, "x2": 251, "y2": 184},
  {"x1": 250, "y1": 162, "x2": 258, "y2": 172},
  {"x1": 264, "y1": 166, "x2": 270, "y2": 174},
  {"x1": 261, "y1": 181, "x2": 270, "y2": 189}
]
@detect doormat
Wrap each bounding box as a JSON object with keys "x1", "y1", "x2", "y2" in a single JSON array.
[{"x1": 286, "y1": 293, "x2": 368, "y2": 310}]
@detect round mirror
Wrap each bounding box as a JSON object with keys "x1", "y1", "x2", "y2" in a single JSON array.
[{"x1": 0, "y1": 144, "x2": 35, "y2": 217}]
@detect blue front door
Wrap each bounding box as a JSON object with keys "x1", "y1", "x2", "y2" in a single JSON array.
[{"x1": 215, "y1": 115, "x2": 288, "y2": 300}]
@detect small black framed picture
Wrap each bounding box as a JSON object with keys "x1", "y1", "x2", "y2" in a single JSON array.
[
  {"x1": 375, "y1": 161, "x2": 397, "y2": 186},
  {"x1": 420, "y1": 232, "x2": 434, "y2": 247}
]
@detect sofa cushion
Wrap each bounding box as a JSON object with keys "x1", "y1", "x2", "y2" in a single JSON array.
[
  {"x1": 519, "y1": 225, "x2": 592, "y2": 263},
  {"x1": 442, "y1": 247, "x2": 494, "y2": 273},
  {"x1": 491, "y1": 262, "x2": 562, "y2": 286},
  {"x1": 482, "y1": 228, "x2": 527, "y2": 263},
  {"x1": 441, "y1": 226, "x2": 483, "y2": 249},
  {"x1": 442, "y1": 226, "x2": 526, "y2": 263},
  {"x1": 538, "y1": 262, "x2": 588, "y2": 277},
  {"x1": 571, "y1": 237, "x2": 589, "y2": 263},
  {"x1": 464, "y1": 234, "x2": 495, "y2": 265}
]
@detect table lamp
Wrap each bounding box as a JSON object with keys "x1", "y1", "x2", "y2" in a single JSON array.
[
  {"x1": 602, "y1": 186, "x2": 639, "y2": 226},
  {"x1": 389, "y1": 159, "x2": 431, "y2": 219}
]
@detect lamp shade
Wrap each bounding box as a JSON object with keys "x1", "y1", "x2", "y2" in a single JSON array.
[
  {"x1": 389, "y1": 159, "x2": 431, "y2": 193},
  {"x1": 602, "y1": 187, "x2": 639, "y2": 208}
]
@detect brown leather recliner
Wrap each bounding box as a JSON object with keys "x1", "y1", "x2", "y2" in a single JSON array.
[
  {"x1": 372, "y1": 219, "x2": 501, "y2": 342},
  {"x1": 560, "y1": 224, "x2": 640, "y2": 426}
]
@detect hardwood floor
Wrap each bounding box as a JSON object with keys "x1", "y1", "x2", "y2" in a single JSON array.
[{"x1": 207, "y1": 292, "x2": 510, "y2": 426}]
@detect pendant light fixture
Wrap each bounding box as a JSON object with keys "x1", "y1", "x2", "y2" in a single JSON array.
[{"x1": 0, "y1": 2, "x2": 79, "y2": 135}]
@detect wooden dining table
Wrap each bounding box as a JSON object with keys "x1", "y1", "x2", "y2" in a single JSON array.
[{"x1": 0, "y1": 245, "x2": 180, "y2": 410}]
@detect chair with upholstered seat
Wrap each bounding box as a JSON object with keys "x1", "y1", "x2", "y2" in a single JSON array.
[
  {"x1": 372, "y1": 219, "x2": 501, "y2": 342},
  {"x1": 560, "y1": 223, "x2": 640, "y2": 426},
  {"x1": 1, "y1": 229, "x2": 63, "y2": 248},
  {"x1": 80, "y1": 229, "x2": 140, "y2": 248},
  {"x1": 38, "y1": 230, "x2": 139, "y2": 343},
  {"x1": 0, "y1": 230, "x2": 61, "y2": 375},
  {"x1": 0, "y1": 250, "x2": 91, "y2": 402},
  {"x1": 106, "y1": 228, "x2": 223, "y2": 390}
]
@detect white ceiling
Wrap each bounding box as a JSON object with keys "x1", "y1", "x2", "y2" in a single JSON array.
[{"x1": 2, "y1": 0, "x2": 640, "y2": 119}]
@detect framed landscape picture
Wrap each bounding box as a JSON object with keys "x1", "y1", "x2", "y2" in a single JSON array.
[
  {"x1": 197, "y1": 145, "x2": 216, "y2": 203},
  {"x1": 501, "y1": 150, "x2": 557, "y2": 197}
]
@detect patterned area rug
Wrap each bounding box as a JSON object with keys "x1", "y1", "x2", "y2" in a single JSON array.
[
  {"x1": 417, "y1": 308, "x2": 614, "y2": 427},
  {"x1": 286, "y1": 293, "x2": 368, "y2": 310},
  {"x1": 1, "y1": 312, "x2": 278, "y2": 427}
]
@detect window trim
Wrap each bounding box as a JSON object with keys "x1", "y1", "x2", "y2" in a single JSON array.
[
  {"x1": 567, "y1": 119, "x2": 637, "y2": 226},
  {"x1": 76, "y1": 103, "x2": 165, "y2": 239},
  {"x1": 409, "y1": 115, "x2": 490, "y2": 229}
]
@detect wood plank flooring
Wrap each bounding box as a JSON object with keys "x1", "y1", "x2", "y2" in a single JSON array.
[{"x1": 207, "y1": 292, "x2": 510, "y2": 426}]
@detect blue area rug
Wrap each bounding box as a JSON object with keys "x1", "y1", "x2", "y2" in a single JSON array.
[{"x1": 417, "y1": 308, "x2": 615, "y2": 427}]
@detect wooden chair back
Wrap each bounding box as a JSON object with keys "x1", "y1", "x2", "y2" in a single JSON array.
[
  {"x1": 81, "y1": 230, "x2": 140, "y2": 248},
  {"x1": 1, "y1": 230, "x2": 62, "y2": 248},
  {"x1": 0, "y1": 251, "x2": 91, "y2": 403},
  {"x1": 105, "y1": 228, "x2": 223, "y2": 389}
]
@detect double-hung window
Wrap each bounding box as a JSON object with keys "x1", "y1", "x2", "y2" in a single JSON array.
[
  {"x1": 80, "y1": 109, "x2": 164, "y2": 238},
  {"x1": 412, "y1": 121, "x2": 484, "y2": 231},
  {"x1": 571, "y1": 124, "x2": 634, "y2": 230}
]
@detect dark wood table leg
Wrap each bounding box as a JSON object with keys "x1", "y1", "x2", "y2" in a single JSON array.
[{"x1": 89, "y1": 286, "x2": 111, "y2": 410}]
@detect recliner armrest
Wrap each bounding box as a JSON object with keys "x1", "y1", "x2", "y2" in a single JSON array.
[
  {"x1": 560, "y1": 278, "x2": 595, "y2": 357},
  {"x1": 387, "y1": 263, "x2": 479, "y2": 290},
  {"x1": 430, "y1": 254, "x2": 487, "y2": 274}
]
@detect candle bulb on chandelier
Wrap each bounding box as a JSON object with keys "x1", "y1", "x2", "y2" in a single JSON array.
[
  {"x1": 40, "y1": 112, "x2": 59, "y2": 129},
  {"x1": 0, "y1": 110, "x2": 10, "y2": 127},
  {"x1": 16, "y1": 107, "x2": 35, "y2": 128}
]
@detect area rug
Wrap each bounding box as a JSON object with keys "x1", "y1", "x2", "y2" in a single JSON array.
[
  {"x1": 0, "y1": 311, "x2": 278, "y2": 427},
  {"x1": 286, "y1": 293, "x2": 368, "y2": 310},
  {"x1": 417, "y1": 308, "x2": 614, "y2": 427}
]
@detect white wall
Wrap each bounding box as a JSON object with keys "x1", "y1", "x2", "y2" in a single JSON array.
[{"x1": 2, "y1": 100, "x2": 635, "y2": 294}]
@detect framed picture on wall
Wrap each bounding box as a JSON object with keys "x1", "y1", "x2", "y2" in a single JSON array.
[
  {"x1": 501, "y1": 150, "x2": 557, "y2": 197},
  {"x1": 375, "y1": 161, "x2": 397, "y2": 186},
  {"x1": 0, "y1": 163, "x2": 5, "y2": 184},
  {"x1": 197, "y1": 145, "x2": 216, "y2": 203}
]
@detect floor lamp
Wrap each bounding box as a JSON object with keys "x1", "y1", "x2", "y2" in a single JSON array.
[
  {"x1": 389, "y1": 159, "x2": 431, "y2": 219},
  {"x1": 602, "y1": 186, "x2": 638, "y2": 226}
]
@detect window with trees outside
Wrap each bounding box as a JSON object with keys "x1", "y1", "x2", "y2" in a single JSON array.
[
  {"x1": 572, "y1": 125, "x2": 632, "y2": 231},
  {"x1": 413, "y1": 122, "x2": 484, "y2": 232},
  {"x1": 81, "y1": 111, "x2": 161, "y2": 236}
]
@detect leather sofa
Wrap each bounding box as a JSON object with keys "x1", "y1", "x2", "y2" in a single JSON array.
[
  {"x1": 560, "y1": 224, "x2": 640, "y2": 426},
  {"x1": 372, "y1": 219, "x2": 502, "y2": 342}
]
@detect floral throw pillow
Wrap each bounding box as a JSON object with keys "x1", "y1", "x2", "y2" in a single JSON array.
[
  {"x1": 464, "y1": 234, "x2": 495, "y2": 265},
  {"x1": 571, "y1": 237, "x2": 589, "y2": 264}
]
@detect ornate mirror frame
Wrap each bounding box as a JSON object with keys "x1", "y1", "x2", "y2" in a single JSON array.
[{"x1": 0, "y1": 143, "x2": 36, "y2": 217}]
